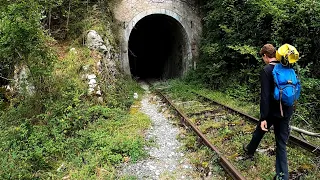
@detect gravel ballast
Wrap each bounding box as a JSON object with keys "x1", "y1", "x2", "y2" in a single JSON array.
[{"x1": 119, "y1": 84, "x2": 194, "y2": 179}]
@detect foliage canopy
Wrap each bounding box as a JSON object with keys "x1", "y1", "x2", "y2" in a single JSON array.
[{"x1": 190, "y1": 0, "x2": 320, "y2": 128}]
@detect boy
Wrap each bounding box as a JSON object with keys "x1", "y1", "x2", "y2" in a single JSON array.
[{"x1": 244, "y1": 44, "x2": 293, "y2": 180}]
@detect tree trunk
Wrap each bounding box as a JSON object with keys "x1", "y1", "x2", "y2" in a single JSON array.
[
  {"x1": 48, "y1": 5, "x2": 52, "y2": 34},
  {"x1": 66, "y1": 0, "x2": 71, "y2": 32}
]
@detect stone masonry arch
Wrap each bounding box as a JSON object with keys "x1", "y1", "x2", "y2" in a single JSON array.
[
  {"x1": 125, "y1": 9, "x2": 191, "y2": 77},
  {"x1": 114, "y1": 0, "x2": 202, "y2": 76}
]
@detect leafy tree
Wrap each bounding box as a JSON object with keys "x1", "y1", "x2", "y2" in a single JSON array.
[
  {"x1": 192, "y1": 0, "x2": 320, "y2": 128},
  {"x1": 0, "y1": 0, "x2": 55, "y2": 90}
]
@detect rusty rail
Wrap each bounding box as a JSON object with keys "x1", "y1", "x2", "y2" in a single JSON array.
[
  {"x1": 193, "y1": 91, "x2": 320, "y2": 156},
  {"x1": 156, "y1": 90, "x2": 246, "y2": 180}
]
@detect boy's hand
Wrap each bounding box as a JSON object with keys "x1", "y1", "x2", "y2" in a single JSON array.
[{"x1": 260, "y1": 120, "x2": 268, "y2": 131}]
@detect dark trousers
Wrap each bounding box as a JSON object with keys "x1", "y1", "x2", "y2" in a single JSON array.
[{"x1": 247, "y1": 116, "x2": 290, "y2": 180}]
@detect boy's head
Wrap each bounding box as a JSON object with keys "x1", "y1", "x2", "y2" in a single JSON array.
[
  {"x1": 260, "y1": 44, "x2": 276, "y2": 64},
  {"x1": 259, "y1": 44, "x2": 276, "y2": 58}
]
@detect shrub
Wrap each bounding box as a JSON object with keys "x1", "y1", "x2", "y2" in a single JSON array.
[{"x1": 189, "y1": 0, "x2": 320, "y2": 127}]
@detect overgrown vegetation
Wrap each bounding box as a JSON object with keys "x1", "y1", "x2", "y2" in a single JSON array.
[
  {"x1": 0, "y1": 0, "x2": 150, "y2": 179},
  {"x1": 0, "y1": 41, "x2": 150, "y2": 178},
  {"x1": 1, "y1": 0, "x2": 319, "y2": 178},
  {"x1": 188, "y1": 0, "x2": 320, "y2": 130},
  {"x1": 156, "y1": 80, "x2": 319, "y2": 179},
  {"x1": 0, "y1": 0, "x2": 56, "y2": 96},
  {"x1": 178, "y1": 128, "x2": 227, "y2": 180}
]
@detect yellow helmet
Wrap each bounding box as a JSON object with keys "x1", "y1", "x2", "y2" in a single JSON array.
[{"x1": 276, "y1": 44, "x2": 299, "y2": 64}]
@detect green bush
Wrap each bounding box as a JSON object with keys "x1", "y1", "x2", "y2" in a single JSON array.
[
  {"x1": 292, "y1": 65, "x2": 320, "y2": 129},
  {"x1": 189, "y1": 0, "x2": 320, "y2": 128},
  {"x1": 198, "y1": 0, "x2": 320, "y2": 83},
  {"x1": 0, "y1": 0, "x2": 148, "y2": 179},
  {"x1": 0, "y1": 0, "x2": 56, "y2": 87},
  {"x1": 0, "y1": 44, "x2": 145, "y2": 179}
]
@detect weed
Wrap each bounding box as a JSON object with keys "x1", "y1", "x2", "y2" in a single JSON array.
[
  {"x1": 155, "y1": 80, "x2": 320, "y2": 180},
  {"x1": 0, "y1": 42, "x2": 150, "y2": 179}
]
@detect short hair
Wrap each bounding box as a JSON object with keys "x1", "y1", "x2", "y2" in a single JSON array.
[{"x1": 259, "y1": 44, "x2": 276, "y2": 58}]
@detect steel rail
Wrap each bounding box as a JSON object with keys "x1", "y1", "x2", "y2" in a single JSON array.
[
  {"x1": 155, "y1": 90, "x2": 246, "y2": 180},
  {"x1": 192, "y1": 91, "x2": 320, "y2": 156}
]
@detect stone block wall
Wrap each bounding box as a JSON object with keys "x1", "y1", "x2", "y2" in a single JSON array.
[{"x1": 113, "y1": 0, "x2": 202, "y2": 75}]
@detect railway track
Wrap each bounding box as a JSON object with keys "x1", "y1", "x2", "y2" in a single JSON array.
[
  {"x1": 148, "y1": 82, "x2": 319, "y2": 180},
  {"x1": 191, "y1": 91, "x2": 320, "y2": 156},
  {"x1": 156, "y1": 90, "x2": 246, "y2": 180}
]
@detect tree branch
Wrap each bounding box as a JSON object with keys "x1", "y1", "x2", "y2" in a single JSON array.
[
  {"x1": 293, "y1": 113, "x2": 310, "y2": 125},
  {"x1": 0, "y1": 75, "x2": 14, "y2": 81},
  {"x1": 291, "y1": 126, "x2": 320, "y2": 137},
  {"x1": 299, "y1": 132, "x2": 308, "y2": 142}
]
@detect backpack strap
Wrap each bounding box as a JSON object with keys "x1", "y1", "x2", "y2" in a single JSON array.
[
  {"x1": 273, "y1": 63, "x2": 284, "y2": 117},
  {"x1": 279, "y1": 89, "x2": 284, "y2": 117}
]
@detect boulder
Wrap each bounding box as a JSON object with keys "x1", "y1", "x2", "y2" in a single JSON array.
[{"x1": 86, "y1": 30, "x2": 107, "y2": 53}]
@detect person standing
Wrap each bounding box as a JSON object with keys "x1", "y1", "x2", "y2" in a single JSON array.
[{"x1": 243, "y1": 44, "x2": 294, "y2": 180}]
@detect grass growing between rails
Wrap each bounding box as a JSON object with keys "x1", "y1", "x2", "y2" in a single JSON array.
[
  {"x1": 153, "y1": 80, "x2": 260, "y2": 118},
  {"x1": 154, "y1": 79, "x2": 319, "y2": 179},
  {"x1": 154, "y1": 80, "x2": 320, "y2": 148},
  {"x1": 178, "y1": 128, "x2": 228, "y2": 180},
  {"x1": 0, "y1": 44, "x2": 150, "y2": 179}
]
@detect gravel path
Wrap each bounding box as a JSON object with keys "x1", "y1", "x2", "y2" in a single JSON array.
[{"x1": 119, "y1": 83, "x2": 194, "y2": 179}]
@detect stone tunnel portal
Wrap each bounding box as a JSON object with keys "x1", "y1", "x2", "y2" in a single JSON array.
[{"x1": 128, "y1": 14, "x2": 189, "y2": 79}]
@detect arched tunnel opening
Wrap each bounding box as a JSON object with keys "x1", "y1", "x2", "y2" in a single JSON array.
[{"x1": 128, "y1": 14, "x2": 189, "y2": 79}]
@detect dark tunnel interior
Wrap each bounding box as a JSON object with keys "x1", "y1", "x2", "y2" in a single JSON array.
[{"x1": 128, "y1": 14, "x2": 187, "y2": 79}]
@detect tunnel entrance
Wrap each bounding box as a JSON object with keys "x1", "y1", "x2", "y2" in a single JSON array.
[{"x1": 128, "y1": 14, "x2": 188, "y2": 79}]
